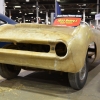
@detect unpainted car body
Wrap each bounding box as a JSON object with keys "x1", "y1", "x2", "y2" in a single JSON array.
[{"x1": 0, "y1": 14, "x2": 100, "y2": 90}]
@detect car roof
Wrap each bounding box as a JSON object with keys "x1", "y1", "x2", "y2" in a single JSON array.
[{"x1": 0, "y1": 13, "x2": 17, "y2": 24}]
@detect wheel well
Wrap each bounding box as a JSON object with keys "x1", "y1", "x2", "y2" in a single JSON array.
[{"x1": 87, "y1": 42, "x2": 96, "y2": 63}]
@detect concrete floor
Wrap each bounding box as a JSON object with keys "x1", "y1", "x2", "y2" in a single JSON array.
[{"x1": 0, "y1": 62, "x2": 100, "y2": 100}]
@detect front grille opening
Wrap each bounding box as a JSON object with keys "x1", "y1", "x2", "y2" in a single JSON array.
[
  {"x1": 17, "y1": 43, "x2": 50, "y2": 53},
  {"x1": 5, "y1": 43, "x2": 50, "y2": 53},
  {"x1": 55, "y1": 42, "x2": 67, "y2": 57}
]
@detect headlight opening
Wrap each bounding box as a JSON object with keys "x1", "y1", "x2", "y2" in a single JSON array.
[{"x1": 55, "y1": 42, "x2": 67, "y2": 57}]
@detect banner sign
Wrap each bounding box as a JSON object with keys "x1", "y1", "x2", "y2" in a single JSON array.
[
  {"x1": 55, "y1": 1, "x2": 61, "y2": 18},
  {"x1": 57, "y1": 15, "x2": 82, "y2": 18},
  {"x1": 53, "y1": 17, "x2": 81, "y2": 27},
  {"x1": 95, "y1": 13, "x2": 100, "y2": 20}
]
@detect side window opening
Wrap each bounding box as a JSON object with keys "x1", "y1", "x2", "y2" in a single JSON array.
[{"x1": 0, "y1": 20, "x2": 6, "y2": 25}]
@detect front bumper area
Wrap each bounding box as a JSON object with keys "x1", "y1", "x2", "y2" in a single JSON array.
[{"x1": 0, "y1": 48, "x2": 76, "y2": 73}]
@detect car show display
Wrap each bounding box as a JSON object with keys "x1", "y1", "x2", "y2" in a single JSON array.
[{"x1": 0, "y1": 13, "x2": 100, "y2": 90}]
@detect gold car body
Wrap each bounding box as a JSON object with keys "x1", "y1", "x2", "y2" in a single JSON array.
[{"x1": 0, "y1": 23, "x2": 100, "y2": 73}]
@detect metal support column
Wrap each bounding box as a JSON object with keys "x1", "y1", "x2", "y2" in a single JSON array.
[
  {"x1": 36, "y1": 1, "x2": 39, "y2": 24},
  {"x1": 22, "y1": 16, "x2": 25, "y2": 23},
  {"x1": 83, "y1": 9, "x2": 85, "y2": 22},
  {"x1": 9, "y1": 10, "x2": 11, "y2": 19},
  {"x1": 96, "y1": 0, "x2": 99, "y2": 26},
  {"x1": 51, "y1": 12, "x2": 55, "y2": 25},
  {"x1": 46, "y1": 11, "x2": 48, "y2": 25},
  {"x1": 55, "y1": 0, "x2": 57, "y2": 18}
]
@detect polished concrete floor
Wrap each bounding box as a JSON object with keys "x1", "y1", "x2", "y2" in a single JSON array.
[{"x1": 0, "y1": 62, "x2": 100, "y2": 100}]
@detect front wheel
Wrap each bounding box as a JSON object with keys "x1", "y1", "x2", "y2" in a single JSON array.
[
  {"x1": 68, "y1": 60, "x2": 88, "y2": 90},
  {"x1": 0, "y1": 64, "x2": 21, "y2": 80}
]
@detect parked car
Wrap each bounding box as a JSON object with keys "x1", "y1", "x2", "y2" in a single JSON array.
[
  {"x1": 0, "y1": 15, "x2": 99, "y2": 90},
  {"x1": 0, "y1": 13, "x2": 17, "y2": 25},
  {"x1": 0, "y1": 13, "x2": 17, "y2": 47}
]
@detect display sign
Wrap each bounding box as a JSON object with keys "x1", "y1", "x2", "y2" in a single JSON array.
[
  {"x1": 95, "y1": 13, "x2": 100, "y2": 20},
  {"x1": 53, "y1": 17, "x2": 81, "y2": 27},
  {"x1": 57, "y1": 15, "x2": 82, "y2": 18}
]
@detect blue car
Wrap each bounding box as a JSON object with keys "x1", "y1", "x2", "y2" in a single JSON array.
[
  {"x1": 0, "y1": 13, "x2": 17, "y2": 47},
  {"x1": 0, "y1": 13, "x2": 17, "y2": 25}
]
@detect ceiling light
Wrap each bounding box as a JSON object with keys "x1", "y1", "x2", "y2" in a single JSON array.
[
  {"x1": 57, "y1": 0, "x2": 66, "y2": 2},
  {"x1": 40, "y1": 11, "x2": 43, "y2": 13},
  {"x1": 61, "y1": 9, "x2": 64, "y2": 11},
  {"x1": 19, "y1": 11, "x2": 22, "y2": 13},
  {"x1": 26, "y1": 20, "x2": 28, "y2": 21},
  {"x1": 41, "y1": 19, "x2": 44, "y2": 20},
  {"x1": 32, "y1": 5, "x2": 36, "y2": 7},
  {"x1": 25, "y1": 13, "x2": 27, "y2": 15},
  {"x1": 18, "y1": 18, "x2": 22, "y2": 19},
  {"x1": 91, "y1": 12, "x2": 97, "y2": 14},
  {"x1": 82, "y1": 4, "x2": 86, "y2": 6},
  {"x1": 26, "y1": 0, "x2": 30, "y2": 2},
  {"x1": 14, "y1": 6, "x2": 21, "y2": 8},
  {"x1": 31, "y1": 17, "x2": 33, "y2": 18},
  {"x1": 28, "y1": 13, "x2": 33, "y2": 14},
  {"x1": 78, "y1": 10, "x2": 80, "y2": 12}
]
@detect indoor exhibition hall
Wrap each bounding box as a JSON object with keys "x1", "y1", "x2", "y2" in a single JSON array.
[{"x1": 0, "y1": 0, "x2": 100, "y2": 100}]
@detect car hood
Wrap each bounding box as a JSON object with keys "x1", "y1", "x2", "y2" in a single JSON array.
[{"x1": 0, "y1": 23, "x2": 79, "y2": 44}]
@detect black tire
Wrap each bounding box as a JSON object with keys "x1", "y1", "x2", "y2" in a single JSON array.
[
  {"x1": 0, "y1": 44, "x2": 21, "y2": 79},
  {"x1": 0, "y1": 64, "x2": 21, "y2": 80},
  {"x1": 68, "y1": 58, "x2": 88, "y2": 90}
]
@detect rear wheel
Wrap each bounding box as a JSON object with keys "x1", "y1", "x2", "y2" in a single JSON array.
[
  {"x1": 0, "y1": 64, "x2": 21, "y2": 79},
  {"x1": 68, "y1": 58, "x2": 88, "y2": 90},
  {"x1": 0, "y1": 44, "x2": 21, "y2": 79}
]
